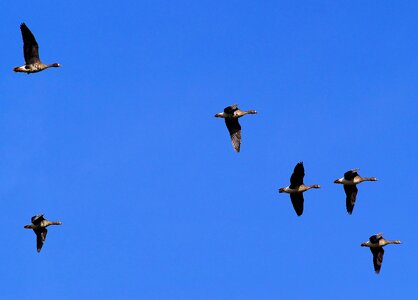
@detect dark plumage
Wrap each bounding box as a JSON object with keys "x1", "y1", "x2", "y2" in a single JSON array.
[
  {"x1": 343, "y1": 185, "x2": 358, "y2": 214},
  {"x1": 289, "y1": 163, "x2": 305, "y2": 216},
  {"x1": 21, "y1": 23, "x2": 40, "y2": 65},
  {"x1": 361, "y1": 233, "x2": 401, "y2": 274},
  {"x1": 14, "y1": 23, "x2": 61, "y2": 73},
  {"x1": 278, "y1": 162, "x2": 320, "y2": 216},
  {"x1": 24, "y1": 214, "x2": 62, "y2": 252},
  {"x1": 343, "y1": 170, "x2": 359, "y2": 214},
  {"x1": 215, "y1": 104, "x2": 257, "y2": 152},
  {"x1": 290, "y1": 193, "x2": 304, "y2": 216},
  {"x1": 225, "y1": 118, "x2": 241, "y2": 152},
  {"x1": 290, "y1": 162, "x2": 304, "y2": 189},
  {"x1": 223, "y1": 104, "x2": 238, "y2": 115},
  {"x1": 368, "y1": 234, "x2": 384, "y2": 273},
  {"x1": 334, "y1": 169, "x2": 377, "y2": 214},
  {"x1": 371, "y1": 247, "x2": 384, "y2": 273}
]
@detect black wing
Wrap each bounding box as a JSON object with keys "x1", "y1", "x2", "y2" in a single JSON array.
[
  {"x1": 31, "y1": 214, "x2": 45, "y2": 225},
  {"x1": 225, "y1": 118, "x2": 241, "y2": 152},
  {"x1": 290, "y1": 162, "x2": 304, "y2": 188},
  {"x1": 290, "y1": 193, "x2": 304, "y2": 216},
  {"x1": 370, "y1": 247, "x2": 384, "y2": 274},
  {"x1": 20, "y1": 23, "x2": 40, "y2": 65},
  {"x1": 224, "y1": 104, "x2": 238, "y2": 114},
  {"x1": 343, "y1": 185, "x2": 358, "y2": 214},
  {"x1": 34, "y1": 228, "x2": 47, "y2": 253},
  {"x1": 369, "y1": 233, "x2": 383, "y2": 244},
  {"x1": 344, "y1": 169, "x2": 359, "y2": 181}
]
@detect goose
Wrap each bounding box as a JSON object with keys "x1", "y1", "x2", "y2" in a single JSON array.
[
  {"x1": 334, "y1": 169, "x2": 377, "y2": 214},
  {"x1": 215, "y1": 104, "x2": 257, "y2": 152},
  {"x1": 278, "y1": 162, "x2": 320, "y2": 216},
  {"x1": 361, "y1": 233, "x2": 401, "y2": 274},
  {"x1": 24, "y1": 214, "x2": 62, "y2": 252},
  {"x1": 14, "y1": 23, "x2": 61, "y2": 74}
]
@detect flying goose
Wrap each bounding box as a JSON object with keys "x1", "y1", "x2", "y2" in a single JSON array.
[
  {"x1": 278, "y1": 162, "x2": 320, "y2": 216},
  {"x1": 215, "y1": 104, "x2": 257, "y2": 152},
  {"x1": 334, "y1": 169, "x2": 377, "y2": 214},
  {"x1": 24, "y1": 214, "x2": 62, "y2": 252},
  {"x1": 14, "y1": 23, "x2": 61, "y2": 74},
  {"x1": 361, "y1": 233, "x2": 401, "y2": 274}
]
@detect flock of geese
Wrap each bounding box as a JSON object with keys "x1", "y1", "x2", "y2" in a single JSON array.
[{"x1": 15, "y1": 23, "x2": 400, "y2": 274}]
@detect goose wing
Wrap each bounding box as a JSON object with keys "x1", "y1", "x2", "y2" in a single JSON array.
[
  {"x1": 290, "y1": 193, "x2": 304, "y2": 216},
  {"x1": 290, "y1": 162, "x2": 304, "y2": 188},
  {"x1": 34, "y1": 228, "x2": 47, "y2": 253},
  {"x1": 369, "y1": 233, "x2": 383, "y2": 244},
  {"x1": 31, "y1": 214, "x2": 45, "y2": 225},
  {"x1": 225, "y1": 118, "x2": 241, "y2": 152},
  {"x1": 344, "y1": 169, "x2": 359, "y2": 181},
  {"x1": 370, "y1": 247, "x2": 384, "y2": 274},
  {"x1": 20, "y1": 23, "x2": 40, "y2": 65},
  {"x1": 343, "y1": 185, "x2": 358, "y2": 214},
  {"x1": 223, "y1": 104, "x2": 238, "y2": 115}
]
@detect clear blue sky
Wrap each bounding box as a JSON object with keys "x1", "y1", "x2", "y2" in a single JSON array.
[{"x1": 1, "y1": 1, "x2": 417, "y2": 299}]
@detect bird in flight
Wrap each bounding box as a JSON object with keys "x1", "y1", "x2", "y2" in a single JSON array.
[
  {"x1": 24, "y1": 214, "x2": 63, "y2": 252},
  {"x1": 14, "y1": 23, "x2": 61, "y2": 74},
  {"x1": 334, "y1": 169, "x2": 377, "y2": 214},
  {"x1": 215, "y1": 104, "x2": 257, "y2": 152},
  {"x1": 278, "y1": 162, "x2": 321, "y2": 216},
  {"x1": 361, "y1": 233, "x2": 401, "y2": 274}
]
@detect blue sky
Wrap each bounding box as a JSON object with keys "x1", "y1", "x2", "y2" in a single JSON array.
[{"x1": 1, "y1": 0, "x2": 417, "y2": 299}]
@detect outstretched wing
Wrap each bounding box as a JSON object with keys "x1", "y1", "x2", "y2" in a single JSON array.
[
  {"x1": 369, "y1": 233, "x2": 383, "y2": 244},
  {"x1": 290, "y1": 193, "x2": 304, "y2": 216},
  {"x1": 31, "y1": 214, "x2": 45, "y2": 225},
  {"x1": 225, "y1": 118, "x2": 241, "y2": 152},
  {"x1": 20, "y1": 23, "x2": 40, "y2": 65},
  {"x1": 290, "y1": 162, "x2": 304, "y2": 188},
  {"x1": 370, "y1": 247, "x2": 384, "y2": 274},
  {"x1": 34, "y1": 228, "x2": 48, "y2": 253},
  {"x1": 344, "y1": 185, "x2": 358, "y2": 214},
  {"x1": 344, "y1": 169, "x2": 359, "y2": 181},
  {"x1": 223, "y1": 104, "x2": 238, "y2": 115}
]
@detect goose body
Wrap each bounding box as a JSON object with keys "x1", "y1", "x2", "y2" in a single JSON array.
[
  {"x1": 334, "y1": 169, "x2": 377, "y2": 214},
  {"x1": 279, "y1": 184, "x2": 318, "y2": 194},
  {"x1": 278, "y1": 162, "x2": 320, "y2": 216},
  {"x1": 361, "y1": 233, "x2": 401, "y2": 274},
  {"x1": 215, "y1": 104, "x2": 257, "y2": 152},
  {"x1": 24, "y1": 214, "x2": 62, "y2": 252},
  {"x1": 14, "y1": 23, "x2": 61, "y2": 74}
]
